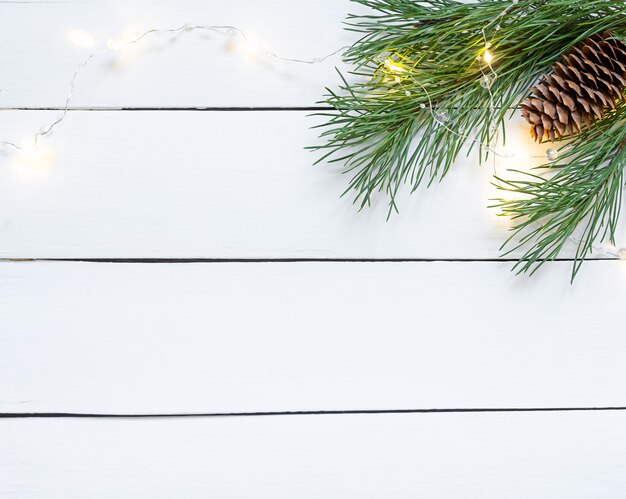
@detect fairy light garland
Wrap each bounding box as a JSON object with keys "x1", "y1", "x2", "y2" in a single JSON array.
[
  {"x1": 0, "y1": 14, "x2": 556, "y2": 165},
  {"x1": 1, "y1": 10, "x2": 624, "y2": 262},
  {"x1": 0, "y1": 22, "x2": 348, "y2": 154},
  {"x1": 376, "y1": 3, "x2": 623, "y2": 261}
]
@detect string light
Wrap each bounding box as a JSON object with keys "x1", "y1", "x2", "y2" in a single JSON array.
[
  {"x1": 241, "y1": 36, "x2": 260, "y2": 58},
  {"x1": 546, "y1": 147, "x2": 559, "y2": 161},
  {"x1": 376, "y1": 6, "x2": 623, "y2": 259},
  {"x1": 3, "y1": 10, "x2": 623, "y2": 260},
  {"x1": 0, "y1": 22, "x2": 348, "y2": 154},
  {"x1": 479, "y1": 74, "x2": 493, "y2": 89},
  {"x1": 384, "y1": 58, "x2": 405, "y2": 73},
  {"x1": 483, "y1": 48, "x2": 493, "y2": 65},
  {"x1": 106, "y1": 38, "x2": 125, "y2": 51},
  {"x1": 13, "y1": 141, "x2": 56, "y2": 169},
  {"x1": 381, "y1": 47, "x2": 523, "y2": 161},
  {"x1": 67, "y1": 29, "x2": 96, "y2": 49}
]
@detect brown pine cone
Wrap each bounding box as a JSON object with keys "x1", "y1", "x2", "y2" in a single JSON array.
[{"x1": 521, "y1": 32, "x2": 626, "y2": 142}]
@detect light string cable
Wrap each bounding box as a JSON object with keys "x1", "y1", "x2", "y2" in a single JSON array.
[
  {"x1": 483, "y1": 7, "x2": 620, "y2": 260},
  {"x1": 481, "y1": 10, "x2": 618, "y2": 259},
  {"x1": 389, "y1": 38, "x2": 546, "y2": 162},
  {"x1": 0, "y1": 22, "x2": 349, "y2": 151},
  {"x1": 386, "y1": 3, "x2": 619, "y2": 259},
  {"x1": 1, "y1": 11, "x2": 621, "y2": 258}
]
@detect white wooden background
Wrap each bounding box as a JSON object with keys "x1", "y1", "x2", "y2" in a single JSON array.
[{"x1": 2, "y1": 1, "x2": 626, "y2": 497}]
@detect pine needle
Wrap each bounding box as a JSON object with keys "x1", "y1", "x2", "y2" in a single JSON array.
[{"x1": 310, "y1": 0, "x2": 626, "y2": 278}]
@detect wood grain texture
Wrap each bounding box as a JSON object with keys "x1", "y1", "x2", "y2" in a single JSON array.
[
  {"x1": 2, "y1": 260, "x2": 626, "y2": 414},
  {"x1": 2, "y1": 1, "x2": 626, "y2": 496},
  {"x1": 0, "y1": 0, "x2": 362, "y2": 108},
  {"x1": 3, "y1": 110, "x2": 620, "y2": 259},
  {"x1": 3, "y1": 412, "x2": 626, "y2": 498}
]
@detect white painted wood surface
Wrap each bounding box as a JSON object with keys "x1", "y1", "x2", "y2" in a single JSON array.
[
  {"x1": 2, "y1": 260, "x2": 626, "y2": 414},
  {"x1": 3, "y1": 412, "x2": 626, "y2": 498},
  {"x1": 0, "y1": 0, "x2": 362, "y2": 108},
  {"x1": 1, "y1": 110, "x2": 622, "y2": 259},
  {"x1": 2, "y1": 0, "x2": 626, "y2": 497}
]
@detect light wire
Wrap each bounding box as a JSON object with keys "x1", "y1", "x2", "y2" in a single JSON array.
[
  {"x1": 1, "y1": 22, "x2": 349, "y2": 150},
  {"x1": 2, "y1": 13, "x2": 622, "y2": 259}
]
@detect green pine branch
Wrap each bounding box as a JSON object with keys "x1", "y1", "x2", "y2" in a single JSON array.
[
  {"x1": 311, "y1": 0, "x2": 626, "y2": 278},
  {"x1": 494, "y1": 105, "x2": 626, "y2": 282}
]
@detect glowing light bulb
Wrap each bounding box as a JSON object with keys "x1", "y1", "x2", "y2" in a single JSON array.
[
  {"x1": 242, "y1": 37, "x2": 259, "y2": 57},
  {"x1": 384, "y1": 58, "x2": 405, "y2": 73},
  {"x1": 106, "y1": 38, "x2": 125, "y2": 51},
  {"x1": 618, "y1": 248, "x2": 626, "y2": 260},
  {"x1": 67, "y1": 29, "x2": 96, "y2": 49},
  {"x1": 14, "y1": 142, "x2": 56, "y2": 170},
  {"x1": 483, "y1": 48, "x2": 493, "y2": 65}
]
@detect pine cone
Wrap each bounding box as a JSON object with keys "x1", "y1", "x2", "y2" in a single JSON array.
[{"x1": 521, "y1": 32, "x2": 626, "y2": 142}]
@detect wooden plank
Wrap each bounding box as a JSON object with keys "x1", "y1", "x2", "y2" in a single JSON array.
[
  {"x1": 3, "y1": 110, "x2": 618, "y2": 259},
  {"x1": 0, "y1": 0, "x2": 363, "y2": 108},
  {"x1": 2, "y1": 412, "x2": 626, "y2": 498},
  {"x1": 1, "y1": 260, "x2": 626, "y2": 414}
]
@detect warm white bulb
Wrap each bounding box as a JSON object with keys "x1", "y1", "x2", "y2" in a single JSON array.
[
  {"x1": 384, "y1": 58, "x2": 405, "y2": 73},
  {"x1": 67, "y1": 29, "x2": 96, "y2": 48},
  {"x1": 106, "y1": 38, "x2": 125, "y2": 51},
  {"x1": 618, "y1": 248, "x2": 626, "y2": 260},
  {"x1": 243, "y1": 37, "x2": 259, "y2": 57},
  {"x1": 14, "y1": 142, "x2": 56, "y2": 170},
  {"x1": 483, "y1": 49, "x2": 493, "y2": 64}
]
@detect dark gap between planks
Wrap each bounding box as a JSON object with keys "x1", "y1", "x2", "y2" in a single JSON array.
[
  {"x1": 0, "y1": 106, "x2": 517, "y2": 112},
  {"x1": 2, "y1": 407, "x2": 626, "y2": 419},
  {"x1": 0, "y1": 106, "x2": 334, "y2": 112},
  {"x1": 0, "y1": 258, "x2": 619, "y2": 264}
]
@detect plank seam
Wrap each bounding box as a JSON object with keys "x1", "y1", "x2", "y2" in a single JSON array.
[
  {"x1": 2, "y1": 407, "x2": 626, "y2": 419},
  {"x1": 0, "y1": 258, "x2": 618, "y2": 264},
  {"x1": 0, "y1": 107, "x2": 334, "y2": 112}
]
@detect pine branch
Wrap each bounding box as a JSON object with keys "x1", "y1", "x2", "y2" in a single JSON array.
[
  {"x1": 494, "y1": 106, "x2": 626, "y2": 282},
  {"x1": 311, "y1": 0, "x2": 626, "y2": 217}
]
